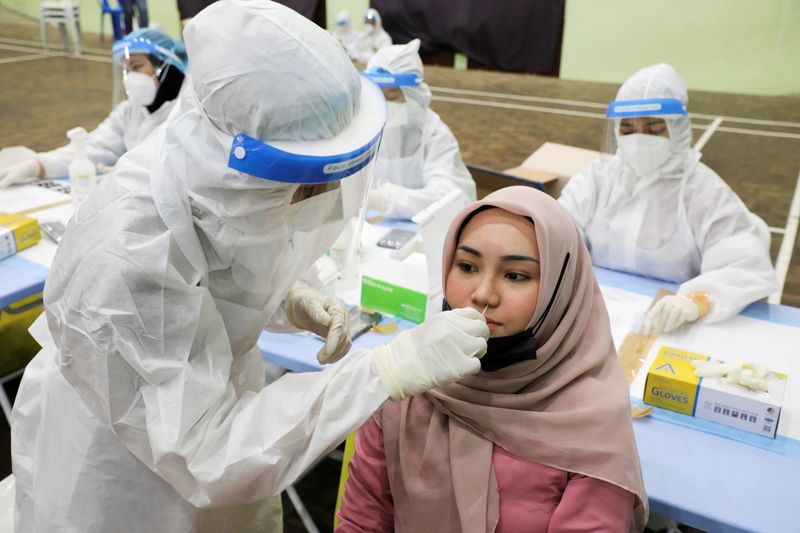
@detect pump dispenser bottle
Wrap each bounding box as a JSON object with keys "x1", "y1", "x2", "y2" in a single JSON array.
[{"x1": 67, "y1": 127, "x2": 96, "y2": 205}]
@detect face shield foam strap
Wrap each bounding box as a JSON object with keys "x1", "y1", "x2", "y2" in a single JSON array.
[
  {"x1": 361, "y1": 70, "x2": 421, "y2": 88},
  {"x1": 606, "y1": 98, "x2": 687, "y2": 118},
  {"x1": 228, "y1": 131, "x2": 382, "y2": 184},
  {"x1": 224, "y1": 76, "x2": 386, "y2": 184}
]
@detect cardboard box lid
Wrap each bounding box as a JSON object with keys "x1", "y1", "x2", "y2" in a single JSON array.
[
  {"x1": 515, "y1": 142, "x2": 601, "y2": 179},
  {"x1": 501, "y1": 166, "x2": 559, "y2": 184}
]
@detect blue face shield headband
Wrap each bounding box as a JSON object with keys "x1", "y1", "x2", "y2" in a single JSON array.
[
  {"x1": 606, "y1": 98, "x2": 687, "y2": 118},
  {"x1": 226, "y1": 77, "x2": 387, "y2": 184},
  {"x1": 361, "y1": 68, "x2": 421, "y2": 88},
  {"x1": 112, "y1": 35, "x2": 189, "y2": 74}
]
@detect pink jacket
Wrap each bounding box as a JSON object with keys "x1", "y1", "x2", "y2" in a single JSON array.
[{"x1": 337, "y1": 416, "x2": 635, "y2": 532}]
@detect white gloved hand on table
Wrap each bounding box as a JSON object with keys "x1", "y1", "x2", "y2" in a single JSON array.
[
  {"x1": 644, "y1": 294, "x2": 700, "y2": 334},
  {"x1": 285, "y1": 285, "x2": 351, "y2": 364},
  {"x1": 373, "y1": 307, "x2": 489, "y2": 400},
  {"x1": 0, "y1": 157, "x2": 41, "y2": 188}
]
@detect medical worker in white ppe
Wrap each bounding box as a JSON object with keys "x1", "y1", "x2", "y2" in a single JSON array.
[
  {"x1": 353, "y1": 8, "x2": 392, "y2": 64},
  {"x1": 0, "y1": 28, "x2": 188, "y2": 187},
  {"x1": 559, "y1": 63, "x2": 776, "y2": 334},
  {"x1": 331, "y1": 10, "x2": 358, "y2": 58},
  {"x1": 11, "y1": 2, "x2": 488, "y2": 531},
  {"x1": 363, "y1": 39, "x2": 476, "y2": 219}
]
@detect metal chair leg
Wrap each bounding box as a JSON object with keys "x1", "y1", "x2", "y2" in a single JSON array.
[{"x1": 286, "y1": 485, "x2": 320, "y2": 533}]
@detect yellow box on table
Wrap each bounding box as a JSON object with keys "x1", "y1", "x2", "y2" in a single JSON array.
[
  {"x1": 644, "y1": 346, "x2": 787, "y2": 438},
  {"x1": 0, "y1": 212, "x2": 41, "y2": 261}
]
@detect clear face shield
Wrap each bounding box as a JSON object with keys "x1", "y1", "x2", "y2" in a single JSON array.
[
  {"x1": 601, "y1": 98, "x2": 687, "y2": 175},
  {"x1": 364, "y1": 9, "x2": 379, "y2": 28},
  {"x1": 224, "y1": 76, "x2": 387, "y2": 287},
  {"x1": 362, "y1": 68, "x2": 426, "y2": 155}
]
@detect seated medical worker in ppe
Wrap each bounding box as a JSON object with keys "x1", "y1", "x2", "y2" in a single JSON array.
[
  {"x1": 10, "y1": 2, "x2": 488, "y2": 532},
  {"x1": 353, "y1": 8, "x2": 392, "y2": 64},
  {"x1": 331, "y1": 10, "x2": 358, "y2": 59},
  {"x1": 558, "y1": 63, "x2": 777, "y2": 334},
  {"x1": 363, "y1": 39, "x2": 476, "y2": 219},
  {"x1": 0, "y1": 28, "x2": 188, "y2": 188}
]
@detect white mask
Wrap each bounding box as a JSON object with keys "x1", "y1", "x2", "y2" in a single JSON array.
[
  {"x1": 385, "y1": 101, "x2": 407, "y2": 129},
  {"x1": 123, "y1": 71, "x2": 158, "y2": 107},
  {"x1": 617, "y1": 133, "x2": 672, "y2": 176},
  {"x1": 382, "y1": 100, "x2": 425, "y2": 160}
]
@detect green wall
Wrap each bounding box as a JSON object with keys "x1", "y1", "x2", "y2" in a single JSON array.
[
  {"x1": 560, "y1": 0, "x2": 800, "y2": 96},
  {"x1": 326, "y1": 0, "x2": 368, "y2": 30},
  {"x1": 1, "y1": 0, "x2": 182, "y2": 40}
]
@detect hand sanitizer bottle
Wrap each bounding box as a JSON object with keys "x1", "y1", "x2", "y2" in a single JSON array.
[{"x1": 67, "y1": 127, "x2": 96, "y2": 206}]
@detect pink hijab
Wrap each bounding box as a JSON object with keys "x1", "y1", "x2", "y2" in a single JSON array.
[{"x1": 378, "y1": 186, "x2": 647, "y2": 532}]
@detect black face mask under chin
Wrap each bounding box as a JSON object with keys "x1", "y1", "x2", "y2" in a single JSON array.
[{"x1": 442, "y1": 299, "x2": 537, "y2": 372}]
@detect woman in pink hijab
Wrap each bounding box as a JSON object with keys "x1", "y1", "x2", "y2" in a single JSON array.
[{"x1": 337, "y1": 186, "x2": 647, "y2": 532}]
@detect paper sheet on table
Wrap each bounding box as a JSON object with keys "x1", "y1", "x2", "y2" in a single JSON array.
[
  {"x1": 0, "y1": 184, "x2": 70, "y2": 214},
  {"x1": 628, "y1": 315, "x2": 800, "y2": 441},
  {"x1": 598, "y1": 285, "x2": 651, "y2": 350}
]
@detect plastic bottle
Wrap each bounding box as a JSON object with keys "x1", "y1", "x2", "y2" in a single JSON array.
[{"x1": 67, "y1": 127, "x2": 96, "y2": 206}]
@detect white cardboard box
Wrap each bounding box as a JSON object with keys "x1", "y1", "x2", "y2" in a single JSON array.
[
  {"x1": 360, "y1": 190, "x2": 469, "y2": 322},
  {"x1": 503, "y1": 142, "x2": 600, "y2": 197}
]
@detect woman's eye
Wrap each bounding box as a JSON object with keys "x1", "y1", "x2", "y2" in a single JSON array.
[
  {"x1": 458, "y1": 262, "x2": 476, "y2": 273},
  {"x1": 506, "y1": 272, "x2": 530, "y2": 282}
]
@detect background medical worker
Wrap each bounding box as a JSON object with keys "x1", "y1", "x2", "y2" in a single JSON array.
[
  {"x1": 559, "y1": 63, "x2": 777, "y2": 334},
  {"x1": 331, "y1": 10, "x2": 358, "y2": 59},
  {"x1": 0, "y1": 28, "x2": 187, "y2": 188},
  {"x1": 10, "y1": 2, "x2": 488, "y2": 531},
  {"x1": 352, "y1": 8, "x2": 392, "y2": 64},
  {"x1": 364, "y1": 39, "x2": 476, "y2": 219}
]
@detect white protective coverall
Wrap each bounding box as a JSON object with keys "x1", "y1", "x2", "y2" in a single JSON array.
[
  {"x1": 10, "y1": 2, "x2": 487, "y2": 532},
  {"x1": 353, "y1": 8, "x2": 392, "y2": 63},
  {"x1": 559, "y1": 64, "x2": 777, "y2": 322},
  {"x1": 37, "y1": 99, "x2": 175, "y2": 178},
  {"x1": 367, "y1": 39, "x2": 476, "y2": 219}
]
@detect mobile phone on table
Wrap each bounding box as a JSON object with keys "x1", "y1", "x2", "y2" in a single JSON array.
[
  {"x1": 376, "y1": 229, "x2": 415, "y2": 249},
  {"x1": 40, "y1": 221, "x2": 67, "y2": 243},
  {"x1": 348, "y1": 307, "x2": 382, "y2": 340}
]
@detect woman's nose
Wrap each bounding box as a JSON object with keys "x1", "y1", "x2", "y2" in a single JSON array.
[{"x1": 471, "y1": 276, "x2": 500, "y2": 308}]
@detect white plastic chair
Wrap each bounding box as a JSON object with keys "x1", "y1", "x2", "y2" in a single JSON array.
[{"x1": 40, "y1": 1, "x2": 83, "y2": 56}]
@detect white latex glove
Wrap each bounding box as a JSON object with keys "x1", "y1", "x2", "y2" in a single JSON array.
[
  {"x1": 692, "y1": 360, "x2": 770, "y2": 392},
  {"x1": 285, "y1": 285, "x2": 351, "y2": 364},
  {"x1": 0, "y1": 157, "x2": 41, "y2": 188},
  {"x1": 367, "y1": 188, "x2": 389, "y2": 213},
  {"x1": 644, "y1": 295, "x2": 699, "y2": 334},
  {"x1": 373, "y1": 307, "x2": 489, "y2": 400}
]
